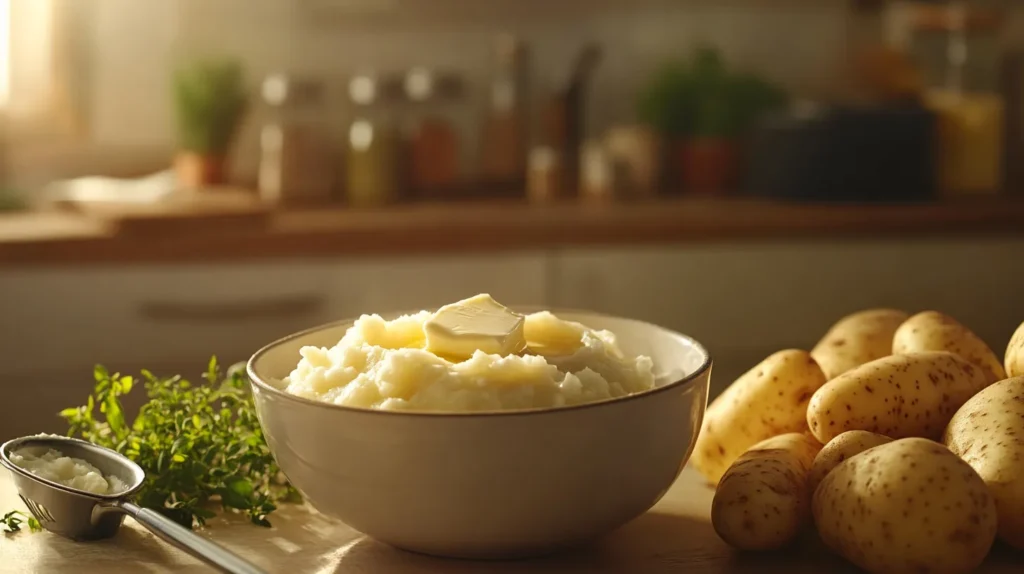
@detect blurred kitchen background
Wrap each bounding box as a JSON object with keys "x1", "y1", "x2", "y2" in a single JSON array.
[{"x1": 2, "y1": 0, "x2": 1024, "y2": 438}]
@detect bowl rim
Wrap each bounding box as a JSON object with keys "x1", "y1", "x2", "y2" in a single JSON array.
[{"x1": 246, "y1": 307, "x2": 712, "y2": 418}]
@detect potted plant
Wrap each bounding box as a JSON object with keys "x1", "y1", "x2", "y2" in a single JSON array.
[
  {"x1": 172, "y1": 59, "x2": 249, "y2": 189},
  {"x1": 681, "y1": 49, "x2": 741, "y2": 195},
  {"x1": 638, "y1": 47, "x2": 786, "y2": 194}
]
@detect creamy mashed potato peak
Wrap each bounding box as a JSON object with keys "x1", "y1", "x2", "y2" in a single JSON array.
[{"x1": 283, "y1": 295, "x2": 655, "y2": 412}]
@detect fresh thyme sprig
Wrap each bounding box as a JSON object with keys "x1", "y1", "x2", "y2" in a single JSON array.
[
  {"x1": 48, "y1": 357, "x2": 299, "y2": 530},
  {"x1": 1, "y1": 511, "x2": 40, "y2": 534}
]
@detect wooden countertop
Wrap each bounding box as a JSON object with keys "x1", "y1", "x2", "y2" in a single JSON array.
[
  {"x1": 2, "y1": 196, "x2": 1024, "y2": 267},
  {"x1": 2, "y1": 466, "x2": 1018, "y2": 573}
]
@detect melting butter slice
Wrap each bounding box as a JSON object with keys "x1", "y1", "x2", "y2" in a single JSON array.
[
  {"x1": 524, "y1": 311, "x2": 586, "y2": 356},
  {"x1": 424, "y1": 294, "x2": 527, "y2": 361}
]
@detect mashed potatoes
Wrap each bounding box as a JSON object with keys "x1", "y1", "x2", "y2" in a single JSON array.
[
  {"x1": 10, "y1": 448, "x2": 128, "y2": 495},
  {"x1": 283, "y1": 304, "x2": 656, "y2": 412}
]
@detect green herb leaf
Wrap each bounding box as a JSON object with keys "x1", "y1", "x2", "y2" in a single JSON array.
[
  {"x1": 1, "y1": 511, "x2": 24, "y2": 533},
  {"x1": 1, "y1": 511, "x2": 40, "y2": 534},
  {"x1": 105, "y1": 392, "x2": 126, "y2": 438},
  {"x1": 220, "y1": 477, "x2": 255, "y2": 510},
  {"x1": 119, "y1": 375, "x2": 134, "y2": 395}
]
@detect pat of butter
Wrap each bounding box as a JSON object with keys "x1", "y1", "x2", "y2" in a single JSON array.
[
  {"x1": 424, "y1": 294, "x2": 527, "y2": 361},
  {"x1": 524, "y1": 311, "x2": 586, "y2": 356}
]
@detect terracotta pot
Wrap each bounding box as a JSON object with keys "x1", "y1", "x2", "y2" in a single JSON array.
[
  {"x1": 175, "y1": 152, "x2": 227, "y2": 189},
  {"x1": 677, "y1": 138, "x2": 739, "y2": 195}
]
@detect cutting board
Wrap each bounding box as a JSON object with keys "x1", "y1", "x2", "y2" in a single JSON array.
[
  {"x1": 0, "y1": 467, "x2": 1019, "y2": 573},
  {"x1": 54, "y1": 189, "x2": 272, "y2": 237}
]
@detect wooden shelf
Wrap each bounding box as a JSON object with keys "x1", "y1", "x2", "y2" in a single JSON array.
[
  {"x1": 297, "y1": 0, "x2": 680, "y2": 28},
  {"x1": 1, "y1": 196, "x2": 1023, "y2": 267}
]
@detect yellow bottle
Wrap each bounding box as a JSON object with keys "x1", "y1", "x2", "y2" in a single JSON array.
[{"x1": 924, "y1": 89, "x2": 1005, "y2": 196}]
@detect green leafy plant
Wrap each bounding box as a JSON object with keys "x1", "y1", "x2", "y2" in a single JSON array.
[
  {"x1": 173, "y1": 59, "x2": 249, "y2": 155},
  {"x1": 54, "y1": 358, "x2": 299, "y2": 530},
  {"x1": 636, "y1": 59, "x2": 696, "y2": 137},
  {"x1": 1, "y1": 511, "x2": 41, "y2": 534},
  {"x1": 636, "y1": 46, "x2": 787, "y2": 139},
  {"x1": 0, "y1": 188, "x2": 26, "y2": 212}
]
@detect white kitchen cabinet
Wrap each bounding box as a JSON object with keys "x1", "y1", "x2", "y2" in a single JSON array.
[
  {"x1": 0, "y1": 262, "x2": 336, "y2": 438},
  {"x1": 551, "y1": 238, "x2": 1024, "y2": 393},
  {"x1": 0, "y1": 262, "x2": 337, "y2": 376},
  {"x1": 326, "y1": 252, "x2": 550, "y2": 318}
]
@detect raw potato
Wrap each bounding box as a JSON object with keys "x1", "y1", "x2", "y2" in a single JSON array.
[
  {"x1": 711, "y1": 433, "x2": 821, "y2": 551},
  {"x1": 943, "y1": 376, "x2": 1024, "y2": 549},
  {"x1": 893, "y1": 310, "x2": 1006, "y2": 383},
  {"x1": 691, "y1": 350, "x2": 826, "y2": 485},
  {"x1": 807, "y1": 351, "x2": 989, "y2": 444},
  {"x1": 813, "y1": 438, "x2": 997, "y2": 574},
  {"x1": 1006, "y1": 321, "x2": 1024, "y2": 378},
  {"x1": 808, "y1": 430, "x2": 892, "y2": 494},
  {"x1": 811, "y1": 309, "x2": 909, "y2": 380}
]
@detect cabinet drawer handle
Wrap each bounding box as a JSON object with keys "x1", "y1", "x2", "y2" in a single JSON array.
[{"x1": 137, "y1": 295, "x2": 326, "y2": 323}]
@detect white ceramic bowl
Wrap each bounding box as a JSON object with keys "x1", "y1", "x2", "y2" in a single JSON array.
[{"x1": 247, "y1": 310, "x2": 712, "y2": 559}]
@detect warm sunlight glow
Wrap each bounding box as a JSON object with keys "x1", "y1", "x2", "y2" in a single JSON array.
[
  {"x1": 0, "y1": 0, "x2": 10, "y2": 108},
  {"x1": 2, "y1": 0, "x2": 54, "y2": 117}
]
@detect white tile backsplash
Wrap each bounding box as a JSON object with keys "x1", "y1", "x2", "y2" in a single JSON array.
[
  {"x1": 79, "y1": 0, "x2": 853, "y2": 166},
  {"x1": 84, "y1": 0, "x2": 179, "y2": 146}
]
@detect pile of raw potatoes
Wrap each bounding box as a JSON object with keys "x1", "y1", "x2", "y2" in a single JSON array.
[{"x1": 694, "y1": 310, "x2": 1024, "y2": 574}]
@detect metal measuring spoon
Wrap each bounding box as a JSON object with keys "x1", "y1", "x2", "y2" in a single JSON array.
[{"x1": 0, "y1": 435, "x2": 265, "y2": 574}]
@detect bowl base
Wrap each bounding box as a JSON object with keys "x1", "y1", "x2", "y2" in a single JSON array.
[{"x1": 384, "y1": 539, "x2": 591, "y2": 562}]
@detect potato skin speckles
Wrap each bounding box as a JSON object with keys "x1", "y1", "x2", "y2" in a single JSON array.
[
  {"x1": 812, "y1": 309, "x2": 909, "y2": 380},
  {"x1": 1005, "y1": 322, "x2": 1024, "y2": 378},
  {"x1": 943, "y1": 376, "x2": 1024, "y2": 549},
  {"x1": 809, "y1": 430, "x2": 893, "y2": 495},
  {"x1": 813, "y1": 438, "x2": 997, "y2": 574},
  {"x1": 692, "y1": 350, "x2": 827, "y2": 485},
  {"x1": 710, "y1": 311, "x2": 1022, "y2": 571},
  {"x1": 893, "y1": 311, "x2": 1005, "y2": 384},
  {"x1": 806, "y1": 352, "x2": 989, "y2": 444},
  {"x1": 712, "y1": 433, "x2": 822, "y2": 551}
]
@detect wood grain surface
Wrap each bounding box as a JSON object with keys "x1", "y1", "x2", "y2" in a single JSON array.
[
  {"x1": 2, "y1": 197, "x2": 1024, "y2": 267},
  {"x1": 1, "y1": 467, "x2": 1019, "y2": 573}
]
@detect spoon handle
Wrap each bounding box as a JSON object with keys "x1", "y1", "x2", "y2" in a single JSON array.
[{"x1": 117, "y1": 501, "x2": 267, "y2": 574}]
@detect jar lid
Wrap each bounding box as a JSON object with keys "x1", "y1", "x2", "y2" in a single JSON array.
[
  {"x1": 403, "y1": 68, "x2": 464, "y2": 103},
  {"x1": 262, "y1": 74, "x2": 323, "y2": 107},
  {"x1": 349, "y1": 74, "x2": 404, "y2": 106}
]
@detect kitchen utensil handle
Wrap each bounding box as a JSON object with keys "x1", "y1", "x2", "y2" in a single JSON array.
[{"x1": 117, "y1": 501, "x2": 266, "y2": 574}]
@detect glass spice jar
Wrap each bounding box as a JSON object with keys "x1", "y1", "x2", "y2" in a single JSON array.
[
  {"x1": 345, "y1": 74, "x2": 403, "y2": 207},
  {"x1": 403, "y1": 67, "x2": 463, "y2": 197},
  {"x1": 480, "y1": 35, "x2": 529, "y2": 185},
  {"x1": 257, "y1": 74, "x2": 335, "y2": 205},
  {"x1": 889, "y1": 1, "x2": 1007, "y2": 195}
]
